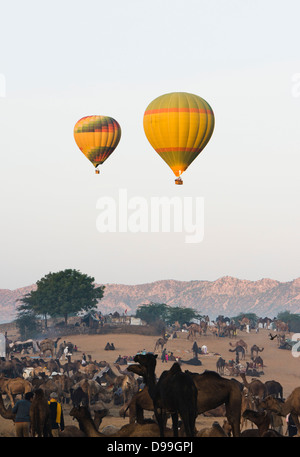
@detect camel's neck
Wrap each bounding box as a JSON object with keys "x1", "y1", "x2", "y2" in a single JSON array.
[
  {"x1": 79, "y1": 418, "x2": 103, "y2": 437},
  {"x1": 145, "y1": 371, "x2": 156, "y2": 399},
  {"x1": 280, "y1": 397, "x2": 293, "y2": 416},
  {"x1": 0, "y1": 394, "x2": 15, "y2": 420},
  {"x1": 241, "y1": 375, "x2": 250, "y2": 388}
]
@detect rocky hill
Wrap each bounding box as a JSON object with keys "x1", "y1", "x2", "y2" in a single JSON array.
[{"x1": 0, "y1": 276, "x2": 299, "y2": 324}]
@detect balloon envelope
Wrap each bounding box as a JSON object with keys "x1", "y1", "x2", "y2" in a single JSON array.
[
  {"x1": 74, "y1": 115, "x2": 121, "y2": 170},
  {"x1": 143, "y1": 92, "x2": 214, "y2": 179}
]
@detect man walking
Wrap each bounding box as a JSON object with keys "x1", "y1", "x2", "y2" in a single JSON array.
[{"x1": 12, "y1": 391, "x2": 34, "y2": 437}]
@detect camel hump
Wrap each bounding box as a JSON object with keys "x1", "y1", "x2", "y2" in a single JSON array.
[{"x1": 169, "y1": 362, "x2": 182, "y2": 375}]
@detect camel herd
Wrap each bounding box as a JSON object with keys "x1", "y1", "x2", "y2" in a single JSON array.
[{"x1": 0, "y1": 329, "x2": 300, "y2": 438}]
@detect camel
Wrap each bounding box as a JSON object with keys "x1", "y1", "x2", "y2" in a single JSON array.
[
  {"x1": 32, "y1": 366, "x2": 51, "y2": 378},
  {"x1": 229, "y1": 345, "x2": 245, "y2": 360},
  {"x1": 70, "y1": 405, "x2": 173, "y2": 437},
  {"x1": 240, "y1": 390, "x2": 256, "y2": 429},
  {"x1": 240, "y1": 373, "x2": 266, "y2": 408},
  {"x1": 229, "y1": 339, "x2": 248, "y2": 353},
  {"x1": 274, "y1": 320, "x2": 289, "y2": 333},
  {"x1": 30, "y1": 388, "x2": 52, "y2": 437},
  {"x1": 0, "y1": 389, "x2": 15, "y2": 421},
  {"x1": 216, "y1": 357, "x2": 226, "y2": 375},
  {"x1": 250, "y1": 344, "x2": 264, "y2": 358},
  {"x1": 38, "y1": 378, "x2": 63, "y2": 401},
  {"x1": 47, "y1": 358, "x2": 61, "y2": 374},
  {"x1": 72, "y1": 378, "x2": 103, "y2": 405},
  {"x1": 0, "y1": 357, "x2": 23, "y2": 378},
  {"x1": 93, "y1": 406, "x2": 109, "y2": 430},
  {"x1": 185, "y1": 370, "x2": 242, "y2": 437},
  {"x1": 251, "y1": 356, "x2": 264, "y2": 369},
  {"x1": 71, "y1": 386, "x2": 89, "y2": 407},
  {"x1": 79, "y1": 362, "x2": 98, "y2": 378},
  {"x1": 59, "y1": 425, "x2": 86, "y2": 437},
  {"x1": 70, "y1": 405, "x2": 105, "y2": 437},
  {"x1": 196, "y1": 421, "x2": 230, "y2": 437},
  {"x1": 225, "y1": 322, "x2": 237, "y2": 338},
  {"x1": 265, "y1": 380, "x2": 283, "y2": 399},
  {"x1": 121, "y1": 386, "x2": 154, "y2": 424},
  {"x1": 0, "y1": 377, "x2": 33, "y2": 406},
  {"x1": 241, "y1": 409, "x2": 271, "y2": 436},
  {"x1": 241, "y1": 409, "x2": 283, "y2": 437},
  {"x1": 153, "y1": 337, "x2": 167, "y2": 352},
  {"x1": 114, "y1": 365, "x2": 138, "y2": 405},
  {"x1": 111, "y1": 422, "x2": 174, "y2": 437},
  {"x1": 185, "y1": 323, "x2": 206, "y2": 340},
  {"x1": 238, "y1": 317, "x2": 250, "y2": 328},
  {"x1": 61, "y1": 358, "x2": 81, "y2": 376},
  {"x1": 259, "y1": 387, "x2": 300, "y2": 435},
  {"x1": 128, "y1": 353, "x2": 197, "y2": 437},
  {"x1": 208, "y1": 325, "x2": 218, "y2": 337},
  {"x1": 216, "y1": 321, "x2": 227, "y2": 337},
  {"x1": 36, "y1": 338, "x2": 61, "y2": 358}
]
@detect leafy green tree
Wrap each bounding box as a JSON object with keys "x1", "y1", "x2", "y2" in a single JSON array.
[
  {"x1": 166, "y1": 306, "x2": 201, "y2": 326},
  {"x1": 277, "y1": 310, "x2": 300, "y2": 323},
  {"x1": 136, "y1": 302, "x2": 169, "y2": 324},
  {"x1": 277, "y1": 310, "x2": 300, "y2": 332},
  {"x1": 136, "y1": 302, "x2": 201, "y2": 327},
  {"x1": 17, "y1": 269, "x2": 105, "y2": 327},
  {"x1": 15, "y1": 311, "x2": 39, "y2": 340}
]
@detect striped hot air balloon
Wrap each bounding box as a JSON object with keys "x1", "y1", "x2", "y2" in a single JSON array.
[
  {"x1": 143, "y1": 92, "x2": 215, "y2": 184},
  {"x1": 74, "y1": 115, "x2": 121, "y2": 174}
]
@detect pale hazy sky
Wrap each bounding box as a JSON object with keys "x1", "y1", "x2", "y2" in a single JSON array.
[{"x1": 0, "y1": 0, "x2": 299, "y2": 290}]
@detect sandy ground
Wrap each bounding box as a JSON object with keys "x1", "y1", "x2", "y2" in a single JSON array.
[{"x1": 1, "y1": 327, "x2": 299, "y2": 437}]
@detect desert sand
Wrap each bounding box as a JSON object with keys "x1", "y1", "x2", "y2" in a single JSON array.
[{"x1": 1, "y1": 326, "x2": 299, "y2": 437}]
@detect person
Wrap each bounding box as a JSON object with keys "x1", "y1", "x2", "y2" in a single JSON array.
[
  {"x1": 114, "y1": 387, "x2": 123, "y2": 405},
  {"x1": 48, "y1": 392, "x2": 64, "y2": 437},
  {"x1": 81, "y1": 353, "x2": 87, "y2": 365},
  {"x1": 63, "y1": 346, "x2": 69, "y2": 360},
  {"x1": 12, "y1": 391, "x2": 34, "y2": 437},
  {"x1": 192, "y1": 341, "x2": 199, "y2": 359},
  {"x1": 286, "y1": 413, "x2": 298, "y2": 437},
  {"x1": 161, "y1": 348, "x2": 167, "y2": 363},
  {"x1": 235, "y1": 352, "x2": 240, "y2": 365},
  {"x1": 201, "y1": 344, "x2": 208, "y2": 354}
]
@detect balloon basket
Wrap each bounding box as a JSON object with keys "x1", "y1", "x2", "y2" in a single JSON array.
[
  {"x1": 175, "y1": 177, "x2": 183, "y2": 185},
  {"x1": 95, "y1": 169, "x2": 100, "y2": 174}
]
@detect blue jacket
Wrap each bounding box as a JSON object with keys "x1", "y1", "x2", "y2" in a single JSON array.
[{"x1": 12, "y1": 399, "x2": 31, "y2": 422}]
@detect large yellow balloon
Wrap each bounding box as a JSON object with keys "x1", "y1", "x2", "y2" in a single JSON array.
[
  {"x1": 74, "y1": 115, "x2": 121, "y2": 173},
  {"x1": 143, "y1": 92, "x2": 214, "y2": 184}
]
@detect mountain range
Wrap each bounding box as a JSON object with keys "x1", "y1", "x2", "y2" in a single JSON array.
[{"x1": 0, "y1": 276, "x2": 299, "y2": 324}]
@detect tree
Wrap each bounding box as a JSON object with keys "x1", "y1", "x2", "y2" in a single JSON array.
[
  {"x1": 135, "y1": 302, "x2": 201, "y2": 327},
  {"x1": 15, "y1": 311, "x2": 39, "y2": 340},
  {"x1": 17, "y1": 269, "x2": 105, "y2": 327},
  {"x1": 166, "y1": 306, "x2": 201, "y2": 326},
  {"x1": 136, "y1": 302, "x2": 169, "y2": 325},
  {"x1": 277, "y1": 310, "x2": 300, "y2": 332}
]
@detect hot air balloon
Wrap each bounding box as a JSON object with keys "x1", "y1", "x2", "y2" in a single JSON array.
[
  {"x1": 143, "y1": 92, "x2": 214, "y2": 184},
  {"x1": 74, "y1": 115, "x2": 121, "y2": 174}
]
